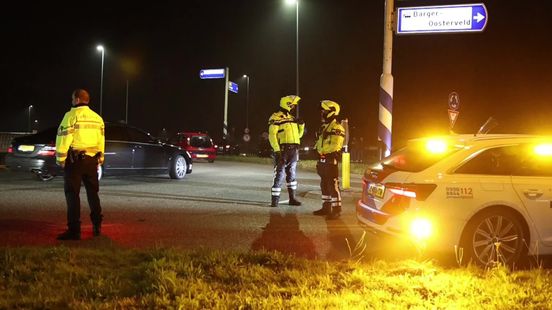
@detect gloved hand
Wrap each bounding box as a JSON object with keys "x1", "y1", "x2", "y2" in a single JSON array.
[
  {"x1": 273, "y1": 151, "x2": 282, "y2": 163},
  {"x1": 296, "y1": 118, "x2": 305, "y2": 125}
]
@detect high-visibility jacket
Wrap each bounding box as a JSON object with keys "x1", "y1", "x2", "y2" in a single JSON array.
[
  {"x1": 55, "y1": 105, "x2": 105, "y2": 165},
  {"x1": 268, "y1": 110, "x2": 304, "y2": 152},
  {"x1": 314, "y1": 119, "x2": 345, "y2": 156}
]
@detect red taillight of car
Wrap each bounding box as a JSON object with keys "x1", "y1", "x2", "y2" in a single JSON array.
[
  {"x1": 385, "y1": 183, "x2": 437, "y2": 201},
  {"x1": 7, "y1": 146, "x2": 13, "y2": 153},
  {"x1": 37, "y1": 145, "x2": 56, "y2": 156}
]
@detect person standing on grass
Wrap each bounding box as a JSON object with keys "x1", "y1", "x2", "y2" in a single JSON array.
[{"x1": 55, "y1": 89, "x2": 105, "y2": 240}]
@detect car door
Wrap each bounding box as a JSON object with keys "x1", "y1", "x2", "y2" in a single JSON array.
[
  {"x1": 510, "y1": 143, "x2": 552, "y2": 246},
  {"x1": 126, "y1": 127, "x2": 167, "y2": 170},
  {"x1": 104, "y1": 124, "x2": 133, "y2": 171}
]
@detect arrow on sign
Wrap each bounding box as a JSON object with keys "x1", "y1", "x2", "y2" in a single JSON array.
[{"x1": 474, "y1": 12, "x2": 485, "y2": 23}]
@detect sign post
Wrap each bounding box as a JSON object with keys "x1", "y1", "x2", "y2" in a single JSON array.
[{"x1": 397, "y1": 3, "x2": 488, "y2": 34}]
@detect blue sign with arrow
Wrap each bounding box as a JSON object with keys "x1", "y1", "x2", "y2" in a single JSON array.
[
  {"x1": 397, "y1": 3, "x2": 488, "y2": 34},
  {"x1": 199, "y1": 68, "x2": 225, "y2": 79},
  {"x1": 229, "y1": 81, "x2": 238, "y2": 94}
]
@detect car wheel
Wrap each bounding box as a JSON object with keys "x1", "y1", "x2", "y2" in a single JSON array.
[
  {"x1": 460, "y1": 207, "x2": 528, "y2": 267},
  {"x1": 37, "y1": 173, "x2": 55, "y2": 181},
  {"x1": 208, "y1": 159, "x2": 215, "y2": 163},
  {"x1": 169, "y1": 155, "x2": 187, "y2": 179}
]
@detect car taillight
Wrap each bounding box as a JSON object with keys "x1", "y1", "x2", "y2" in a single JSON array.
[
  {"x1": 385, "y1": 183, "x2": 437, "y2": 201},
  {"x1": 7, "y1": 146, "x2": 13, "y2": 153},
  {"x1": 38, "y1": 145, "x2": 56, "y2": 156}
]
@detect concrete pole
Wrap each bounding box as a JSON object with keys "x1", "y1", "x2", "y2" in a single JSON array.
[
  {"x1": 378, "y1": 0, "x2": 394, "y2": 158},
  {"x1": 224, "y1": 67, "x2": 229, "y2": 139}
]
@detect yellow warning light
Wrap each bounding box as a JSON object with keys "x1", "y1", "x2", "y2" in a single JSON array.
[
  {"x1": 535, "y1": 144, "x2": 552, "y2": 156},
  {"x1": 425, "y1": 139, "x2": 448, "y2": 154},
  {"x1": 410, "y1": 218, "x2": 433, "y2": 240}
]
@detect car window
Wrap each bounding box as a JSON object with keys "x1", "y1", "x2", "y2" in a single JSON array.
[
  {"x1": 105, "y1": 125, "x2": 129, "y2": 141},
  {"x1": 127, "y1": 127, "x2": 154, "y2": 143},
  {"x1": 190, "y1": 136, "x2": 212, "y2": 148},
  {"x1": 382, "y1": 140, "x2": 462, "y2": 172},
  {"x1": 455, "y1": 144, "x2": 552, "y2": 177},
  {"x1": 455, "y1": 146, "x2": 519, "y2": 175}
]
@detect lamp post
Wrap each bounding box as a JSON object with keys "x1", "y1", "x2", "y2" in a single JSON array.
[
  {"x1": 285, "y1": 0, "x2": 299, "y2": 117},
  {"x1": 242, "y1": 75, "x2": 250, "y2": 130},
  {"x1": 27, "y1": 105, "x2": 33, "y2": 132},
  {"x1": 96, "y1": 45, "x2": 105, "y2": 116}
]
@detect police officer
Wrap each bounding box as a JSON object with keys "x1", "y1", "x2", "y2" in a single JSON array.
[
  {"x1": 55, "y1": 89, "x2": 105, "y2": 240},
  {"x1": 268, "y1": 95, "x2": 305, "y2": 207},
  {"x1": 313, "y1": 100, "x2": 345, "y2": 219}
]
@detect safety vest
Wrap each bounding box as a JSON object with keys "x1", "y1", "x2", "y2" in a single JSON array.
[
  {"x1": 314, "y1": 119, "x2": 345, "y2": 155},
  {"x1": 268, "y1": 110, "x2": 304, "y2": 152},
  {"x1": 55, "y1": 105, "x2": 105, "y2": 165}
]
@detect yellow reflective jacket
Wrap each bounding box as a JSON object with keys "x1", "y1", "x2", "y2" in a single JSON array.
[
  {"x1": 314, "y1": 119, "x2": 345, "y2": 155},
  {"x1": 268, "y1": 110, "x2": 304, "y2": 152},
  {"x1": 55, "y1": 105, "x2": 105, "y2": 165}
]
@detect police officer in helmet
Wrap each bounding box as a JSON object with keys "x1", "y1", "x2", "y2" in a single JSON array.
[
  {"x1": 268, "y1": 95, "x2": 305, "y2": 207},
  {"x1": 313, "y1": 100, "x2": 345, "y2": 219}
]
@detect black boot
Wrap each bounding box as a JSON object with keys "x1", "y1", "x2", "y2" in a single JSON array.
[
  {"x1": 57, "y1": 230, "x2": 81, "y2": 240},
  {"x1": 271, "y1": 196, "x2": 280, "y2": 208},
  {"x1": 288, "y1": 189, "x2": 302, "y2": 206},
  {"x1": 92, "y1": 215, "x2": 103, "y2": 237},
  {"x1": 93, "y1": 225, "x2": 101, "y2": 237},
  {"x1": 313, "y1": 203, "x2": 331, "y2": 216},
  {"x1": 327, "y1": 206, "x2": 342, "y2": 220}
]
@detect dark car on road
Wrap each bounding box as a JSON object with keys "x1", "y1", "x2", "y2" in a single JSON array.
[{"x1": 6, "y1": 122, "x2": 192, "y2": 181}]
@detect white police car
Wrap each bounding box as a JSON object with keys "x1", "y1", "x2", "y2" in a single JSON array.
[{"x1": 357, "y1": 134, "x2": 552, "y2": 266}]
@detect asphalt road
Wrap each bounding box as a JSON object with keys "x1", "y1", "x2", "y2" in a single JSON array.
[{"x1": 0, "y1": 160, "x2": 403, "y2": 261}]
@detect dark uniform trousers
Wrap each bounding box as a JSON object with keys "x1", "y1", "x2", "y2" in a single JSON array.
[
  {"x1": 316, "y1": 153, "x2": 341, "y2": 210},
  {"x1": 272, "y1": 144, "x2": 299, "y2": 190},
  {"x1": 64, "y1": 152, "x2": 102, "y2": 233}
]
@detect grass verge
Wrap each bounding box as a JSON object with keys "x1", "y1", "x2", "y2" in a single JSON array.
[{"x1": 1, "y1": 246, "x2": 551, "y2": 309}]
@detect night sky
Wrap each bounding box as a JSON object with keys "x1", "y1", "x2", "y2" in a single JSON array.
[{"x1": 2, "y1": 0, "x2": 552, "y2": 149}]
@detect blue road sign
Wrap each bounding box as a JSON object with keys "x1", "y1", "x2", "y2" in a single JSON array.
[
  {"x1": 229, "y1": 81, "x2": 238, "y2": 94},
  {"x1": 397, "y1": 3, "x2": 488, "y2": 34},
  {"x1": 199, "y1": 68, "x2": 225, "y2": 79}
]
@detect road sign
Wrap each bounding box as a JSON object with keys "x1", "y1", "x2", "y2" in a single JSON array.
[
  {"x1": 448, "y1": 109, "x2": 460, "y2": 129},
  {"x1": 229, "y1": 81, "x2": 238, "y2": 94},
  {"x1": 243, "y1": 133, "x2": 250, "y2": 142},
  {"x1": 199, "y1": 68, "x2": 225, "y2": 79},
  {"x1": 448, "y1": 92, "x2": 460, "y2": 111},
  {"x1": 397, "y1": 3, "x2": 488, "y2": 34}
]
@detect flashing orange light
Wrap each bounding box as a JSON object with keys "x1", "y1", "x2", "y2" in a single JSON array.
[
  {"x1": 410, "y1": 218, "x2": 432, "y2": 240},
  {"x1": 425, "y1": 139, "x2": 448, "y2": 154},
  {"x1": 535, "y1": 144, "x2": 552, "y2": 156}
]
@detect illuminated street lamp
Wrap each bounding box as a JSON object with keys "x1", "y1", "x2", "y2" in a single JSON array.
[
  {"x1": 285, "y1": 0, "x2": 299, "y2": 116},
  {"x1": 242, "y1": 75, "x2": 250, "y2": 130},
  {"x1": 96, "y1": 45, "x2": 105, "y2": 116},
  {"x1": 28, "y1": 105, "x2": 33, "y2": 132}
]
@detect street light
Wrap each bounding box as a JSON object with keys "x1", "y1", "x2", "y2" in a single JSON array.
[
  {"x1": 96, "y1": 45, "x2": 105, "y2": 116},
  {"x1": 285, "y1": 0, "x2": 299, "y2": 116},
  {"x1": 242, "y1": 75, "x2": 250, "y2": 130},
  {"x1": 28, "y1": 105, "x2": 33, "y2": 132}
]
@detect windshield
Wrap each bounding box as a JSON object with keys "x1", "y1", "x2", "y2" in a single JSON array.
[
  {"x1": 382, "y1": 138, "x2": 463, "y2": 172},
  {"x1": 190, "y1": 136, "x2": 213, "y2": 148}
]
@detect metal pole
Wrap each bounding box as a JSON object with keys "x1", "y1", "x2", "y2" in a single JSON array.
[
  {"x1": 125, "y1": 80, "x2": 129, "y2": 124},
  {"x1": 246, "y1": 75, "x2": 250, "y2": 129},
  {"x1": 28, "y1": 105, "x2": 32, "y2": 132},
  {"x1": 295, "y1": 0, "x2": 300, "y2": 117},
  {"x1": 99, "y1": 49, "x2": 105, "y2": 116},
  {"x1": 378, "y1": 0, "x2": 394, "y2": 158},
  {"x1": 223, "y1": 67, "x2": 229, "y2": 139}
]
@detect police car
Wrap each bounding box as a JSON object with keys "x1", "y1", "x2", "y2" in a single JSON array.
[{"x1": 357, "y1": 134, "x2": 552, "y2": 266}]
